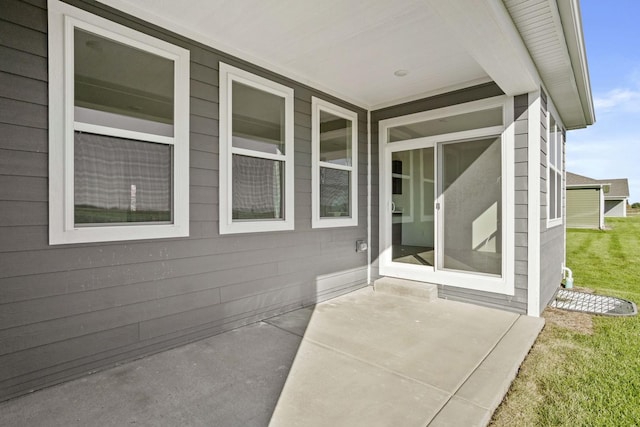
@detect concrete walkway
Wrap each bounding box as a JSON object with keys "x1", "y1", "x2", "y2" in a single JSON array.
[{"x1": 0, "y1": 286, "x2": 543, "y2": 427}]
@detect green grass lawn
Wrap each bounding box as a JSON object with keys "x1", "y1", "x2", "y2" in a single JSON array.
[{"x1": 491, "y1": 217, "x2": 640, "y2": 426}]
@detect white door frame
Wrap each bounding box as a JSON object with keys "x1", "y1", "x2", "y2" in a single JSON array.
[{"x1": 378, "y1": 96, "x2": 515, "y2": 295}]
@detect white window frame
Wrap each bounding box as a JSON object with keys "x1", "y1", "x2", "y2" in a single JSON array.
[
  {"x1": 547, "y1": 106, "x2": 564, "y2": 228},
  {"x1": 311, "y1": 97, "x2": 358, "y2": 228},
  {"x1": 47, "y1": 0, "x2": 190, "y2": 245},
  {"x1": 219, "y1": 63, "x2": 294, "y2": 234}
]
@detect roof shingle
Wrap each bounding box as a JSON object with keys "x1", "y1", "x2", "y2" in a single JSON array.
[{"x1": 566, "y1": 172, "x2": 629, "y2": 198}]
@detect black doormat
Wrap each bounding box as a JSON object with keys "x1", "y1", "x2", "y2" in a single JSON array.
[{"x1": 550, "y1": 289, "x2": 637, "y2": 316}]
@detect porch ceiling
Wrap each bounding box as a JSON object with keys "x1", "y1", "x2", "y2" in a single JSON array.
[{"x1": 97, "y1": 0, "x2": 593, "y2": 127}]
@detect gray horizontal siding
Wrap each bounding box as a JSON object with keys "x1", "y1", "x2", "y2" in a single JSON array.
[
  {"x1": 0, "y1": 0, "x2": 368, "y2": 401},
  {"x1": 0, "y1": 97, "x2": 47, "y2": 128},
  {"x1": 1, "y1": 0, "x2": 47, "y2": 31},
  {"x1": 539, "y1": 225, "x2": 564, "y2": 311},
  {"x1": 0, "y1": 123, "x2": 48, "y2": 152},
  {"x1": 512, "y1": 94, "x2": 529, "y2": 312},
  {"x1": 0, "y1": 150, "x2": 47, "y2": 177},
  {"x1": 0, "y1": 20, "x2": 47, "y2": 57},
  {"x1": 538, "y1": 89, "x2": 565, "y2": 312},
  {"x1": 0, "y1": 71, "x2": 47, "y2": 105},
  {"x1": 0, "y1": 176, "x2": 47, "y2": 201},
  {"x1": 0, "y1": 44, "x2": 48, "y2": 81}
]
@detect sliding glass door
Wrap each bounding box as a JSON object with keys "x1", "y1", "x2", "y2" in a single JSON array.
[
  {"x1": 388, "y1": 138, "x2": 501, "y2": 277},
  {"x1": 439, "y1": 137, "x2": 502, "y2": 276},
  {"x1": 379, "y1": 97, "x2": 513, "y2": 293}
]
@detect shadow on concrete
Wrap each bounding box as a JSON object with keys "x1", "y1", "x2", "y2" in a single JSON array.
[
  {"x1": 0, "y1": 310, "x2": 311, "y2": 427},
  {"x1": 0, "y1": 285, "x2": 543, "y2": 427}
]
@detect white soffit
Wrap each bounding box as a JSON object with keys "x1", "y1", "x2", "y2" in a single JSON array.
[
  {"x1": 425, "y1": 0, "x2": 541, "y2": 96},
  {"x1": 95, "y1": 0, "x2": 592, "y2": 122},
  {"x1": 95, "y1": 0, "x2": 490, "y2": 108},
  {"x1": 504, "y1": 0, "x2": 594, "y2": 129}
]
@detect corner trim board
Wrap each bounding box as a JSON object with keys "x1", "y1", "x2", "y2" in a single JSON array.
[{"x1": 527, "y1": 91, "x2": 542, "y2": 316}]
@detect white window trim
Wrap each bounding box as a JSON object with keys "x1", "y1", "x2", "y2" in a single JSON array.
[
  {"x1": 219, "y1": 63, "x2": 294, "y2": 234},
  {"x1": 378, "y1": 96, "x2": 515, "y2": 296},
  {"x1": 48, "y1": 0, "x2": 190, "y2": 245},
  {"x1": 311, "y1": 97, "x2": 358, "y2": 228},
  {"x1": 546, "y1": 103, "x2": 564, "y2": 229}
]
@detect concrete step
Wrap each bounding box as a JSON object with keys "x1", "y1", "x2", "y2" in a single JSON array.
[{"x1": 373, "y1": 277, "x2": 438, "y2": 302}]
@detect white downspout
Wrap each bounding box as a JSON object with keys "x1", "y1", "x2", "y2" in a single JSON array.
[{"x1": 562, "y1": 266, "x2": 573, "y2": 289}]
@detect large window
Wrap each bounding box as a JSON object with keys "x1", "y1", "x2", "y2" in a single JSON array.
[
  {"x1": 311, "y1": 98, "x2": 358, "y2": 228},
  {"x1": 548, "y1": 114, "x2": 564, "y2": 225},
  {"x1": 48, "y1": 0, "x2": 190, "y2": 244},
  {"x1": 219, "y1": 63, "x2": 294, "y2": 234}
]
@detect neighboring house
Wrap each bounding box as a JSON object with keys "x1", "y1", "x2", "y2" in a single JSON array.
[
  {"x1": 566, "y1": 172, "x2": 630, "y2": 228},
  {"x1": 603, "y1": 179, "x2": 630, "y2": 217},
  {"x1": 0, "y1": 0, "x2": 594, "y2": 401},
  {"x1": 566, "y1": 172, "x2": 607, "y2": 229}
]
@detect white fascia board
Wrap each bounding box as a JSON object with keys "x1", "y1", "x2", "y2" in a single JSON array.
[
  {"x1": 426, "y1": 0, "x2": 541, "y2": 96},
  {"x1": 556, "y1": 0, "x2": 595, "y2": 127}
]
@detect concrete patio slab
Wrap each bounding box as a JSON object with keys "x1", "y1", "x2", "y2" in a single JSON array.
[
  {"x1": 293, "y1": 287, "x2": 521, "y2": 393},
  {"x1": 0, "y1": 322, "x2": 302, "y2": 427},
  {"x1": 269, "y1": 287, "x2": 544, "y2": 427},
  {"x1": 267, "y1": 339, "x2": 449, "y2": 427},
  {"x1": 428, "y1": 396, "x2": 491, "y2": 427},
  {"x1": 0, "y1": 285, "x2": 543, "y2": 427}
]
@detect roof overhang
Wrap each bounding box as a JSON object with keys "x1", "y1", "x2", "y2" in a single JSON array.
[
  {"x1": 556, "y1": 0, "x2": 596, "y2": 128},
  {"x1": 503, "y1": 0, "x2": 595, "y2": 129},
  {"x1": 567, "y1": 184, "x2": 609, "y2": 192},
  {"x1": 94, "y1": 0, "x2": 594, "y2": 126}
]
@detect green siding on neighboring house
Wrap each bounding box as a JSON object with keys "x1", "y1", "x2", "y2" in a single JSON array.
[{"x1": 567, "y1": 188, "x2": 601, "y2": 228}]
